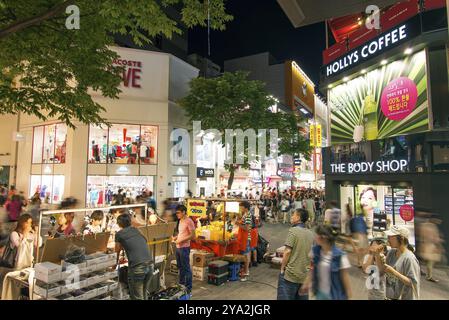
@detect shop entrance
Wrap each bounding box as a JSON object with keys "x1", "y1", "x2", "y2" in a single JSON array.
[{"x1": 339, "y1": 183, "x2": 416, "y2": 246}]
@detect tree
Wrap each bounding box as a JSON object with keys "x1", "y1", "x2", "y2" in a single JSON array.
[
  {"x1": 0, "y1": 0, "x2": 232, "y2": 127},
  {"x1": 179, "y1": 71, "x2": 311, "y2": 190}
]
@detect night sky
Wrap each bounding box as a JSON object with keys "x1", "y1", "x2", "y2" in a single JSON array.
[{"x1": 188, "y1": 0, "x2": 326, "y2": 85}]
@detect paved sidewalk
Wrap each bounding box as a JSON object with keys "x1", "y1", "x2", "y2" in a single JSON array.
[{"x1": 165, "y1": 222, "x2": 449, "y2": 300}]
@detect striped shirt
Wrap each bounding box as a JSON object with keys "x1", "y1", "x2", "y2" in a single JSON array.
[{"x1": 244, "y1": 213, "x2": 252, "y2": 241}]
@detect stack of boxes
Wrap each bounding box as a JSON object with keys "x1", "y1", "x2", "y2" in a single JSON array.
[
  {"x1": 207, "y1": 260, "x2": 229, "y2": 286},
  {"x1": 34, "y1": 252, "x2": 119, "y2": 300},
  {"x1": 192, "y1": 251, "x2": 216, "y2": 281}
]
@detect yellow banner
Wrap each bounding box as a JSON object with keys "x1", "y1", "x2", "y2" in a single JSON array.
[
  {"x1": 310, "y1": 124, "x2": 316, "y2": 147},
  {"x1": 316, "y1": 124, "x2": 322, "y2": 147},
  {"x1": 187, "y1": 199, "x2": 207, "y2": 217}
]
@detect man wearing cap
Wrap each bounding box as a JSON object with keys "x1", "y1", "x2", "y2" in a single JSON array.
[{"x1": 380, "y1": 225, "x2": 420, "y2": 300}]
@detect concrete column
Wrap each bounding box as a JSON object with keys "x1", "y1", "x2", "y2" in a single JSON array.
[{"x1": 66, "y1": 124, "x2": 88, "y2": 206}]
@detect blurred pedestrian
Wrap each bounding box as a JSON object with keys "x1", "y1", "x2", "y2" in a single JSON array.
[
  {"x1": 237, "y1": 201, "x2": 252, "y2": 281},
  {"x1": 417, "y1": 214, "x2": 444, "y2": 283},
  {"x1": 301, "y1": 224, "x2": 352, "y2": 300},
  {"x1": 362, "y1": 238, "x2": 387, "y2": 300},
  {"x1": 382, "y1": 225, "x2": 420, "y2": 300},
  {"x1": 5, "y1": 194, "x2": 23, "y2": 222},
  {"x1": 350, "y1": 206, "x2": 369, "y2": 267}
]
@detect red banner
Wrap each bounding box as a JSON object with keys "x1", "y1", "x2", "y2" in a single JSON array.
[
  {"x1": 381, "y1": 0, "x2": 419, "y2": 32},
  {"x1": 322, "y1": 41, "x2": 347, "y2": 65},
  {"x1": 424, "y1": 0, "x2": 446, "y2": 10},
  {"x1": 348, "y1": 27, "x2": 379, "y2": 51}
]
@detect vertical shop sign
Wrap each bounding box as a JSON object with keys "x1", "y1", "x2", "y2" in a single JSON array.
[
  {"x1": 315, "y1": 124, "x2": 322, "y2": 147},
  {"x1": 310, "y1": 124, "x2": 316, "y2": 147}
]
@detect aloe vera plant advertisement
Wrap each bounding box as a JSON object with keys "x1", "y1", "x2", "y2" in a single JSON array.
[{"x1": 329, "y1": 50, "x2": 428, "y2": 145}]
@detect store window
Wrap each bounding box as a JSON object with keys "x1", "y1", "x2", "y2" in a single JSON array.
[
  {"x1": 29, "y1": 175, "x2": 65, "y2": 204},
  {"x1": 32, "y1": 124, "x2": 67, "y2": 164},
  {"x1": 88, "y1": 124, "x2": 158, "y2": 165},
  {"x1": 173, "y1": 176, "x2": 188, "y2": 198},
  {"x1": 140, "y1": 126, "x2": 158, "y2": 164},
  {"x1": 108, "y1": 124, "x2": 140, "y2": 164},
  {"x1": 432, "y1": 143, "x2": 449, "y2": 172},
  {"x1": 86, "y1": 175, "x2": 155, "y2": 207},
  {"x1": 171, "y1": 128, "x2": 189, "y2": 165},
  {"x1": 88, "y1": 126, "x2": 108, "y2": 163}
]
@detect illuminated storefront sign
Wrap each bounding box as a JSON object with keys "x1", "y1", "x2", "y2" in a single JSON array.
[
  {"x1": 330, "y1": 159, "x2": 408, "y2": 174},
  {"x1": 113, "y1": 58, "x2": 142, "y2": 88},
  {"x1": 329, "y1": 50, "x2": 429, "y2": 145},
  {"x1": 324, "y1": 16, "x2": 421, "y2": 78}
]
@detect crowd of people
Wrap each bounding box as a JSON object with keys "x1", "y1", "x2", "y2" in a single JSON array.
[{"x1": 0, "y1": 182, "x2": 447, "y2": 300}]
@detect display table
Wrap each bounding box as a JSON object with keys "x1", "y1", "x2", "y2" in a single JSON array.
[{"x1": 191, "y1": 239, "x2": 240, "y2": 257}]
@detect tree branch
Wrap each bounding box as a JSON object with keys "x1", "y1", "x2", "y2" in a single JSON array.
[{"x1": 0, "y1": 0, "x2": 76, "y2": 39}]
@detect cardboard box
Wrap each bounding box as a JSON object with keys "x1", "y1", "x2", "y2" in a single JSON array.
[
  {"x1": 84, "y1": 265, "x2": 96, "y2": 275},
  {"x1": 94, "y1": 283, "x2": 109, "y2": 296},
  {"x1": 63, "y1": 261, "x2": 87, "y2": 271},
  {"x1": 56, "y1": 294, "x2": 75, "y2": 300},
  {"x1": 193, "y1": 252, "x2": 215, "y2": 267},
  {"x1": 87, "y1": 275, "x2": 101, "y2": 286},
  {"x1": 82, "y1": 287, "x2": 98, "y2": 300},
  {"x1": 35, "y1": 271, "x2": 62, "y2": 284},
  {"x1": 106, "y1": 271, "x2": 118, "y2": 280},
  {"x1": 107, "y1": 281, "x2": 118, "y2": 292},
  {"x1": 35, "y1": 262, "x2": 62, "y2": 283},
  {"x1": 34, "y1": 282, "x2": 61, "y2": 298},
  {"x1": 71, "y1": 290, "x2": 88, "y2": 300},
  {"x1": 192, "y1": 266, "x2": 208, "y2": 281}
]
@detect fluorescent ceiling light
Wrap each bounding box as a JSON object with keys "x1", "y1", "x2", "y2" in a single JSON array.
[
  {"x1": 404, "y1": 48, "x2": 413, "y2": 55},
  {"x1": 381, "y1": 60, "x2": 388, "y2": 65}
]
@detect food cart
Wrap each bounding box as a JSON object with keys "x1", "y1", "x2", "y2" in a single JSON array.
[{"x1": 187, "y1": 198, "x2": 258, "y2": 257}]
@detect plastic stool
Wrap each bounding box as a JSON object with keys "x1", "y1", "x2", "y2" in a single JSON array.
[{"x1": 228, "y1": 262, "x2": 241, "y2": 281}]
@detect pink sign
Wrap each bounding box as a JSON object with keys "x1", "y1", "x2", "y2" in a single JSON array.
[
  {"x1": 381, "y1": 77, "x2": 418, "y2": 121},
  {"x1": 399, "y1": 205, "x2": 414, "y2": 222}
]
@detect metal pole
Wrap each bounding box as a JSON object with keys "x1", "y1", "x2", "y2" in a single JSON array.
[
  {"x1": 222, "y1": 200, "x2": 226, "y2": 241},
  {"x1": 13, "y1": 113, "x2": 20, "y2": 186},
  {"x1": 325, "y1": 19, "x2": 329, "y2": 49}
]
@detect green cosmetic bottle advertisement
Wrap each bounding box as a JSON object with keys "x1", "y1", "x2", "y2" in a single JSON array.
[{"x1": 363, "y1": 94, "x2": 378, "y2": 140}]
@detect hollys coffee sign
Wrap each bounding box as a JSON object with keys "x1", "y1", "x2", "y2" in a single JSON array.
[
  {"x1": 113, "y1": 58, "x2": 142, "y2": 88},
  {"x1": 324, "y1": 16, "x2": 421, "y2": 78}
]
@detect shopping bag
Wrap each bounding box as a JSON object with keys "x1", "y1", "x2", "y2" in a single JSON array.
[{"x1": 0, "y1": 240, "x2": 17, "y2": 268}]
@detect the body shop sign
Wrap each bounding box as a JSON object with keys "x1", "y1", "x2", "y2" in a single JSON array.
[
  {"x1": 113, "y1": 58, "x2": 142, "y2": 88},
  {"x1": 330, "y1": 159, "x2": 408, "y2": 174}
]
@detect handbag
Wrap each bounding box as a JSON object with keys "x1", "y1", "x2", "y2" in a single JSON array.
[
  {"x1": 118, "y1": 265, "x2": 128, "y2": 284},
  {"x1": 0, "y1": 239, "x2": 18, "y2": 268}
]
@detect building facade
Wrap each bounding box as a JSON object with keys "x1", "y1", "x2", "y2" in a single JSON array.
[{"x1": 9, "y1": 47, "x2": 198, "y2": 210}]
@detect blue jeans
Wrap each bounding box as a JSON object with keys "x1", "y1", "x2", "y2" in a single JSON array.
[
  {"x1": 176, "y1": 247, "x2": 192, "y2": 292},
  {"x1": 277, "y1": 273, "x2": 308, "y2": 300},
  {"x1": 128, "y1": 262, "x2": 153, "y2": 300}
]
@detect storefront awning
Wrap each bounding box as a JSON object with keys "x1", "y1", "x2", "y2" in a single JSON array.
[{"x1": 277, "y1": 0, "x2": 400, "y2": 28}]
